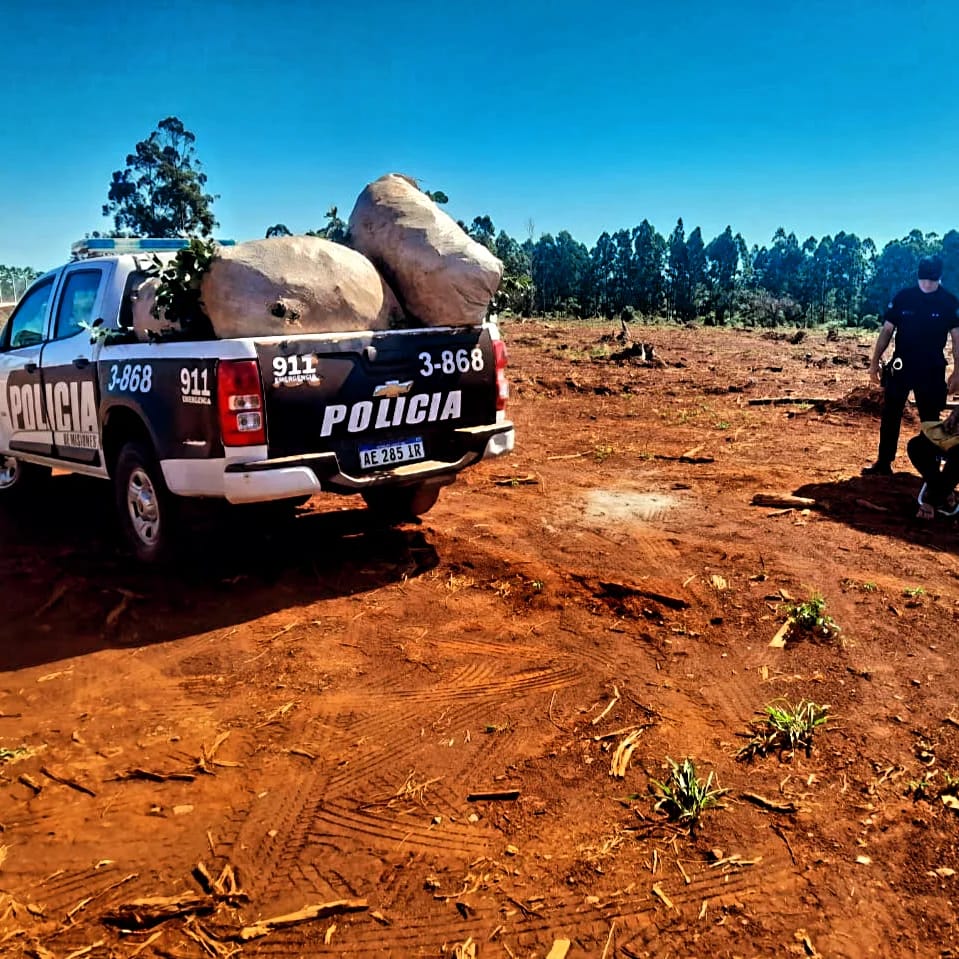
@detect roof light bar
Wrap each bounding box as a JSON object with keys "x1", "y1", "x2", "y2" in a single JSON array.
[{"x1": 70, "y1": 237, "x2": 236, "y2": 259}]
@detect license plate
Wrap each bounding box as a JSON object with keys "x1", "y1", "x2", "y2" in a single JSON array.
[{"x1": 359, "y1": 437, "x2": 425, "y2": 469}]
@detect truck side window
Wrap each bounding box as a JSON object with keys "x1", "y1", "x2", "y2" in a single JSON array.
[
  {"x1": 2, "y1": 277, "x2": 55, "y2": 351},
  {"x1": 54, "y1": 269, "x2": 103, "y2": 340},
  {"x1": 119, "y1": 271, "x2": 148, "y2": 329}
]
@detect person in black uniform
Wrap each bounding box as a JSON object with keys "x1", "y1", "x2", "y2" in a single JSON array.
[{"x1": 863, "y1": 255, "x2": 959, "y2": 476}]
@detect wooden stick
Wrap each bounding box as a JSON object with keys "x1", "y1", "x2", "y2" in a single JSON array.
[
  {"x1": 466, "y1": 790, "x2": 520, "y2": 802},
  {"x1": 751, "y1": 493, "x2": 816, "y2": 509},
  {"x1": 238, "y1": 899, "x2": 368, "y2": 940},
  {"x1": 748, "y1": 397, "x2": 830, "y2": 406}
]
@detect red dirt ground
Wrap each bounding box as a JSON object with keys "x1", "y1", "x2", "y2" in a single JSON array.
[{"x1": 2, "y1": 321, "x2": 958, "y2": 958}]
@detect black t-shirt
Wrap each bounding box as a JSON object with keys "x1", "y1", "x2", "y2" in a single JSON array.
[{"x1": 885, "y1": 284, "x2": 959, "y2": 374}]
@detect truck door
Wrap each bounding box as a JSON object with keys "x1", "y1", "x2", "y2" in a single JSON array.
[
  {"x1": 0, "y1": 274, "x2": 57, "y2": 458},
  {"x1": 39, "y1": 264, "x2": 108, "y2": 467}
]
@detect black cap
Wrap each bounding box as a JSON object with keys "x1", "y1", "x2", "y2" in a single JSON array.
[{"x1": 918, "y1": 255, "x2": 943, "y2": 281}]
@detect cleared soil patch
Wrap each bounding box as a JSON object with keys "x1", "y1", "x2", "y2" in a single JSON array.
[{"x1": 1, "y1": 322, "x2": 958, "y2": 958}]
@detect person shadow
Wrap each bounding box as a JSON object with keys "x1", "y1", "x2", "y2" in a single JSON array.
[{"x1": 794, "y1": 465, "x2": 959, "y2": 553}]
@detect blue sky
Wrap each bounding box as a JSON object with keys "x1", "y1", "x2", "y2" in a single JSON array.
[{"x1": 1, "y1": 0, "x2": 955, "y2": 271}]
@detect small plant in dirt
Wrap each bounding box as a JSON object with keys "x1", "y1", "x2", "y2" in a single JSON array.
[
  {"x1": 941, "y1": 771, "x2": 959, "y2": 795},
  {"x1": 782, "y1": 594, "x2": 840, "y2": 641},
  {"x1": 737, "y1": 699, "x2": 830, "y2": 761},
  {"x1": 902, "y1": 586, "x2": 925, "y2": 598},
  {"x1": 593, "y1": 444, "x2": 615, "y2": 463},
  {"x1": 650, "y1": 757, "x2": 727, "y2": 826},
  {"x1": 0, "y1": 745, "x2": 28, "y2": 764},
  {"x1": 714, "y1": 420, "x2": 731, "y2": 430},
  {"x1": 907, "y1": 770, "x2": 940, "y2": 801}
]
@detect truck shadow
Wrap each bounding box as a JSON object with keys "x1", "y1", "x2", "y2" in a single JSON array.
[
  {"x1": 0, "y1": 475, "x2": 440, "y2": 671},
  {"x1": 794, "y1": 472, "x2": 959, "y2": 553}
]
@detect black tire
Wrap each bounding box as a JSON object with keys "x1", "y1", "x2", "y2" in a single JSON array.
[
  {"x1": 362, "y1": 483, "x2": 441, "y2": 523},
  {"x1": 0, "y1": 455, "x2": 51, "y2": 502},
  {"x1": 114, "y1": 442, "x2": 177, "y2": 563}
]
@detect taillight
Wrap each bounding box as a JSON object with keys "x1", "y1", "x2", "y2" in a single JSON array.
[
  {"x1": 493, "y1": 339, "x2": 509, "y2": 412},
  {"x1": 217, "y1": 360, "x2": 266, "y2": 446}
]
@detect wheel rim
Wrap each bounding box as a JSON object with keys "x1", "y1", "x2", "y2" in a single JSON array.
[
  {"x1": 127, "y1": 467, "x2": 160, "y2": 547},
  {"x1": 0, "y1": 456, "x2": 18, "y2": 489}
]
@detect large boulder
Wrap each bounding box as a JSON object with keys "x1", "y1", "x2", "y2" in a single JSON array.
[
  {"x1": 200, "y1": 236, "x2": 404, "y2": 339},
  {"x1": 348, "y1": 174, "x2": 503, "y2": 327},
  {"x1": 131, "y1": 276, "x2": 179, "y2": 341}
]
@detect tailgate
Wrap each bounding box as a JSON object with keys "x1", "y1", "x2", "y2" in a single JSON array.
[{"x1": 254, "y1": 327, "x2": 497, "y2": 472}]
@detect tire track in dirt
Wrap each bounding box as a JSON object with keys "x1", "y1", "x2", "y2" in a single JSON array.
[
  {"x1": 238, "y1": 854, "x2": 799, "y2": 956},
  {"x1": 316, "y1": 697, "x2": 559, "y2": 798},
  {"x1": 307, "y1": 662, "x2": 582, "y2": 757},
  {"x1": 307, "y1": 796, "x2": 491, "y2": 857},
  {"x1": 220, "y1": 661, "x2": 583, "y2": 910},
  {"x1": 343, "y1": 662, "x2": 583, "y2": 705},
  {"x1": 15, "y1": 865, "x2": 154, "y2": 944}
]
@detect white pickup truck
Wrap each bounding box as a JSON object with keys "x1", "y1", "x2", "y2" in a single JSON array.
[{"x1": 0, "y1": 238, "x2": 514, "y2": 561}]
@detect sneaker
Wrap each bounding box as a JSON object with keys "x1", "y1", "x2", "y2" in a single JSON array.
[{"x1": 862, "y1": 461, "x2": 893, "y2": 476}]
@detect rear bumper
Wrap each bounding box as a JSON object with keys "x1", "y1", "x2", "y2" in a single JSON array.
[{"x1": 162, "y1": 422, "x2": 515, "y2": 504}]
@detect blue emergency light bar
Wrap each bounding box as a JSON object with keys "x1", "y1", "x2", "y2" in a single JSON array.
[{"x1": 70, "y1": 237, "x2": 236, "y2": 258}]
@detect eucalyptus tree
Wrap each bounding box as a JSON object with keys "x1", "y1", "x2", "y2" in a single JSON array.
[
  {"x1": 631, "y1": 219, "x2": 666, "y2": 317},
  {"x1": 103, "y1": 116, "x2": 217, "y2": 237}
]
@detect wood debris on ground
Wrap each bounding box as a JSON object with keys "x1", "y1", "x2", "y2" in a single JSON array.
[
  {"x1": 610, "y1": 728, "x2": 644, "y2": 778},
  {"x1": 751, "y1": 493, "x2": 817, "y2": 509},
  {"x1": 102, "y1": 892, "x2": 216, "y2": 928},
  {"x1": 740, "y1": 792, "x2": 798, "y2": 813},
  {"x1": 238, "y1": 898, "x2": 369, "y2": 940},
  {"x1": 491, "y1": 474, "x2": 539, "y2": 486},
  {"x1": 466, "y1": 790, "x2": 520, "y2": 802},
  {"x1": 591, "y1": 686, "x2": 620, "y2": 726},
  {"x1": 39, "y1": 766, "x2": 96, "y2": 797},
  {"x1": 112, "y1": 768, "x2": 196, "y2": 783},
  {"x1": 65, "y1": 873, "x2": 138, "y2": 922},
  {"x1": 650, "y1": 883, "x2": 675, "y2": 911},
  {"x1": 769, "y1": 619, "x2": 792, "y2": 648},
  {"x1": 196, "y1": 732, "x2": 238, "y2": 774}
]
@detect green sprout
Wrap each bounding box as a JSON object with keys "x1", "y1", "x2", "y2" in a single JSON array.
[
  {"x1": 650, "y1": 757, "x2": 727, "y2": 826},
  {"x1": 782, "y1": 594, "x2": 840, "y2": 641},
  {"x1": 737, "y1": 699, "x2": 830, "y2": 761},
  {"x1": 593, "y1": 444, "x2": 615, "y2": 463},
  {"x1": 907, "y1": 770, "x2": 939, "y2": 800}
]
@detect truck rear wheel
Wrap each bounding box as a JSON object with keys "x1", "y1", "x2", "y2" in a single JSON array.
[
  {"x1": 0, "y1": 455, "x2": 51, "y2": 502},
  {"x1": 115, "y1": 442, "x2": 177, "y2": 563},
  {"x1": 362, "y1": 483, "x2": 441, "y2": 523}
]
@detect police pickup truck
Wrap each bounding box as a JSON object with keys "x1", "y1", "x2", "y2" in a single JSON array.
[{"x1": 0, "y1": 238, "x2": 514, "y2": 562}]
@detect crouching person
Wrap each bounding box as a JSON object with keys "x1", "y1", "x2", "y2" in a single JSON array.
[{"x1": 908, "y1": 408, "x2": 959, "y2": 519}]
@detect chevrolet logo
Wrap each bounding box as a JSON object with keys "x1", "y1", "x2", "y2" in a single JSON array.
[{"x1": 373, "y1": 380, "x2": 414, "y2": 399}]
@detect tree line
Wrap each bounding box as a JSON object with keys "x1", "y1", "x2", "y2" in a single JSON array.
[
  {"x1": 6, "y1": 117, "x2": 951, "y2": 329},
  {"x1": 461, "y1": 218, "x2": 959, "y2": 329}
]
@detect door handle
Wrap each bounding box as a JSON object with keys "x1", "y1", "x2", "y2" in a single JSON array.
[
  {"x1": 73, "y1": 357, "x2": 90, "y2": 370},
  {"x1": 24, "y1": 362, "x2": 37, "y2": 374}
]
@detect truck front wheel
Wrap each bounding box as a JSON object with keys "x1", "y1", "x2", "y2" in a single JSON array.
[
  {"x1": 362, "y1": 482, "x2": 441, "y2": 523},
  {"x1": 115, "y1": 442, "x2": 176, "y2": 563},
  {"x1": 0, "y1": 455, "x2": 51, "y2": 502}
]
